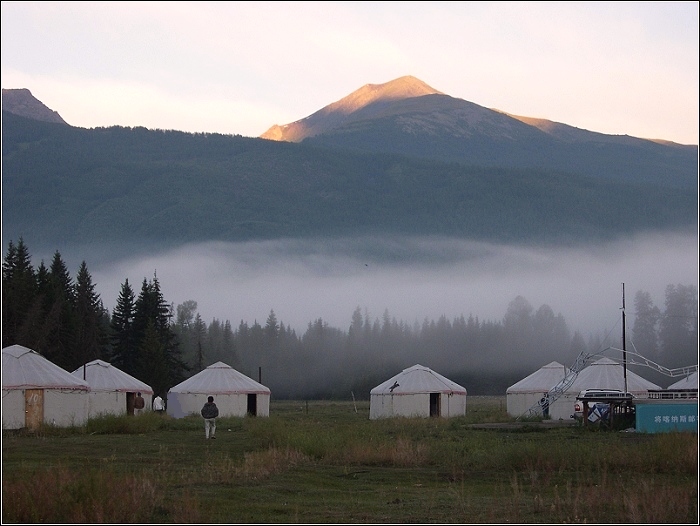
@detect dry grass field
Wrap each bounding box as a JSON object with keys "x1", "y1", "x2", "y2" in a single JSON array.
[{"x1": 2, "y1": 396, "x2": 697, "y2": 523}]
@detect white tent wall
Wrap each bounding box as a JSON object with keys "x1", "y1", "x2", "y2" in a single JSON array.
[
  {"x1": 369, "y1": 392, "x2": 466, "y2": 419},
  {"x1": 2, "y1": 388, "x2": 89, "y2": 429},
  {"x1": 88, "y1": 391, "x2": 126, "y2": 418},
  {"x1": 2, "y1": 389, "x2": 25, "y2": 429},
  {"x1": 506, "y1": 392, "x2": 573, "y2": 421},
  {"x1": 86, "y1": 391, "x2": 153, "y2": 418},
  {"x1": 44, "y1": 389, "x2": 90, "y2": 427},
  {"x1": 167, "y1": 392, "x2": 270, "y2": 419}
]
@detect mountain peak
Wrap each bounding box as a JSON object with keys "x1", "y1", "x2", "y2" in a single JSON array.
[
  {"x1": 1, "y1": 88, "x2": 68, "y2": 125},
  {"x1": 334, "y1": 75, "x2": 442, "y2": 113},
  {"x1": 260, "y1": 76, "x2": 442, "y2": 142}
]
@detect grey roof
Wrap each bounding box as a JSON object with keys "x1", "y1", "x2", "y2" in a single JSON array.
[
  {"x1": 370, "y1": 364, "x2": 466, "y2": 395},
  {"x1": 667, "y1": 371, "x2": 698, "y2": 390},
  {"x1": 71, "y1": 359, "x2": 153, "y2": 394},
  {"x1": 2, "y1": 345, "x2": 89, "y2": 390},
  {"x1": 507, "y1": 361, "x2": 570, "y2": 393},
  {"x1": 168, "y1": 361, "x2": 270, "y2": 395}
]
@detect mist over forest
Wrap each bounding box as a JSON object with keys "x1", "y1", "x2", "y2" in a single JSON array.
[
  {"x1": 80, "y1": 231, "x2": 697, "y2": 341},
  {"x1": 8, "y1": 231, "x2": 696, "y2": 398}
]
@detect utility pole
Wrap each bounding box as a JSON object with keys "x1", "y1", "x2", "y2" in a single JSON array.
[{"x1": 622, "y1": 283, "x2": 628, "y2": 395}]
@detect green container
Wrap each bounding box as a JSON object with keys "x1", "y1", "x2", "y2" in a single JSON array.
[{"x1": 634, "y1": 399, "x2": 698, "y2": 433}]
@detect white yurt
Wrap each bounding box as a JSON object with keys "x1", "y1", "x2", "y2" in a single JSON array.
[
  {"x1": 2, "y1": 345, "x2": 90, "y2": 430},
  {"x1": 506, "y1": 361, "x2": 571, "y2": 420},
  {"x1": 667, "y1": 371, "x2": 698, "y2": 390},
  {"x1": 555, "y1": 356, "x2": 662, "y2": 418},
  {"x1": 71, "y1": 359, "x2": 154, "y2": 417},
  {"x1": 369, "y1": 364, "x2": 467, "y2": 420},
  {"x1": 167, "y1": 361, "x2": 271, "y2": 418}
]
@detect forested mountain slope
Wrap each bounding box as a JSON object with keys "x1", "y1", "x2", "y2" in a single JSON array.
[
  {"x1": 2, "y1": 110, "x2": 696, "y2": 259},
  {"x1": 263, "y1": 76, "x2": 697, "y2": 189}
]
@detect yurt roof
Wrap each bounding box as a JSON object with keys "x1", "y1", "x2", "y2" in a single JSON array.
[
  {"x1": 370, "y1": 364, "x2": 466, "y2": 395},
  {"x1": 71, "y1": 359, "x2": 153, "y2": 394},
  {"x1": 667, "y1": 371, "x2": 698, "y2": 390},
  {"x1": 2, "y1": 345, "x2": 89, "y2": 391},
  {"x1": 507, "y1": 361, "x2": 570, "y2": 393},
  {"x1": 568, "y1": 357, "x2": 661, "y2": 393},
  {"x1": 168, "y1": 361, "x2": 270, "y2": 395}
]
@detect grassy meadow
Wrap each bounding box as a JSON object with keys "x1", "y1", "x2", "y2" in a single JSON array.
[{"x1": 2, "y1": 397, "x2": 697, "y2": 524}]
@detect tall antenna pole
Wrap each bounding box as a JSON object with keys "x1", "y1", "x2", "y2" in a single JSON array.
[{"x1": 622, "y1": 283, "x2": 628, "y2": 395}]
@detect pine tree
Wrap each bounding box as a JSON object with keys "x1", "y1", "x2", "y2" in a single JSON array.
[
  {"x1": 109, "y1": 279, "x2": 136, "y2": 373},
  {"x1": 659, "y1": 284, "x2": 698, "y2": 368},
  {"x1": 133, "y1": 273, "x2": 189, "y2": 389},
  {"x1": 632, "y1": 290, "x2": 660, "y2": 359},
  {"x1": 17, "y1": 261, "x2": 53, "y2": 351},
  {"x1": 42, "y1": 251, "x2": 77, "y2": 368},
  {"x1": 193, "y1": 313, "x2": 206, "y2": 372},
  {"x1": 136, "y1": 319, "x2": 170, "y2": 397},
  {"x1": 2, "y1": 238, "x2": 37, "y2": 347},
  {"x1": 74, "y1": 261, "x2": 109, "y2": 369}
]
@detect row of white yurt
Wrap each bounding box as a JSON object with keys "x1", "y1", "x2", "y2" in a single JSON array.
[
  {"x1": 2, "y1": 346, "x2": 160, "y2": 429},
  {"x1": 12, "y1": 343, "x2": 671, "y2": 426},
  {"x1": 507, "y1": 357, "x2": 664, "y2": 420},
  {"x1": 3, "y1": 345, "x2": 472, "y2": 425}
]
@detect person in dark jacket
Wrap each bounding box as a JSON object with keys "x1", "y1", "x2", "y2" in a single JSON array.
[
  {"x1": 134, "y1": 392, "x2": 145, "y2": 415},
  {"x1": 201, "y1": 396, "x2": 219, "y2": 439}
]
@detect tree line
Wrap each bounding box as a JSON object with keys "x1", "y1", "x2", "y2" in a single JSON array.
[{"x1": 3, "y1": 238, "x2": 697, "y2": 398}]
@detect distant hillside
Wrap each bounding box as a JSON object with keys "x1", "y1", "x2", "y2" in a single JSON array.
[
  {"x1": 2, "y1": 110, "x2": 696, "y2": 261},
  {"x1": 261, "y1": 76, "x2": 697, "y2": 189},
  {"x1": 1, "y1": 88, "x2": 68, "y2": 125}
]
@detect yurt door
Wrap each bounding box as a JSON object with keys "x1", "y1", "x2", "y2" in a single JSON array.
[
  {"x1": 126, "y1": 392, "x2": 135, "y2": 415},
  {"x1": 247, "y1": 394, "x2": 257, "y2": 416},
  {"x1": 25, "y1": 389, "x2": 44, "y2": 430},
  {"x1": 429, "y1": 393, "x2": 441, "y2": 417}
]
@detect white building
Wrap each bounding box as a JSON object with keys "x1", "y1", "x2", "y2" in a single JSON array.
[
  {"x1": 506, "y1": 361, "x2": 570, "y2": 420},
  {"x1": 369, "y1": 364, "x2": 467, "y2": 420},
  {"x1": 508, "y1": 357, "x2": 662, "y2": 421},
  {"x1": 2, "y1": 345, "x2": 90, "y2": 430},
  {"x1": 167, "y1": 361, "x2": 271, "y2": 418},
  {"x1": 71, "y1": 359, "x2": 154, "y2": 417}
]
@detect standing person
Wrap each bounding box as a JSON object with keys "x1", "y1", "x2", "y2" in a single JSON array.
[
  {"x1": 134, "y1": 392, "x2": 145, "y2": 415},
  {"x1": 201, "y1": 396, "x2": 219, "y2": 439},
  {"x1": 153, "y1": 395, "x2": 165, "y2": 414}
]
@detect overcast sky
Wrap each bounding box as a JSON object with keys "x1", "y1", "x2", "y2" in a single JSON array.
[{"x1": 2, "y1": 1, "x2": 698, "y2": 145}]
